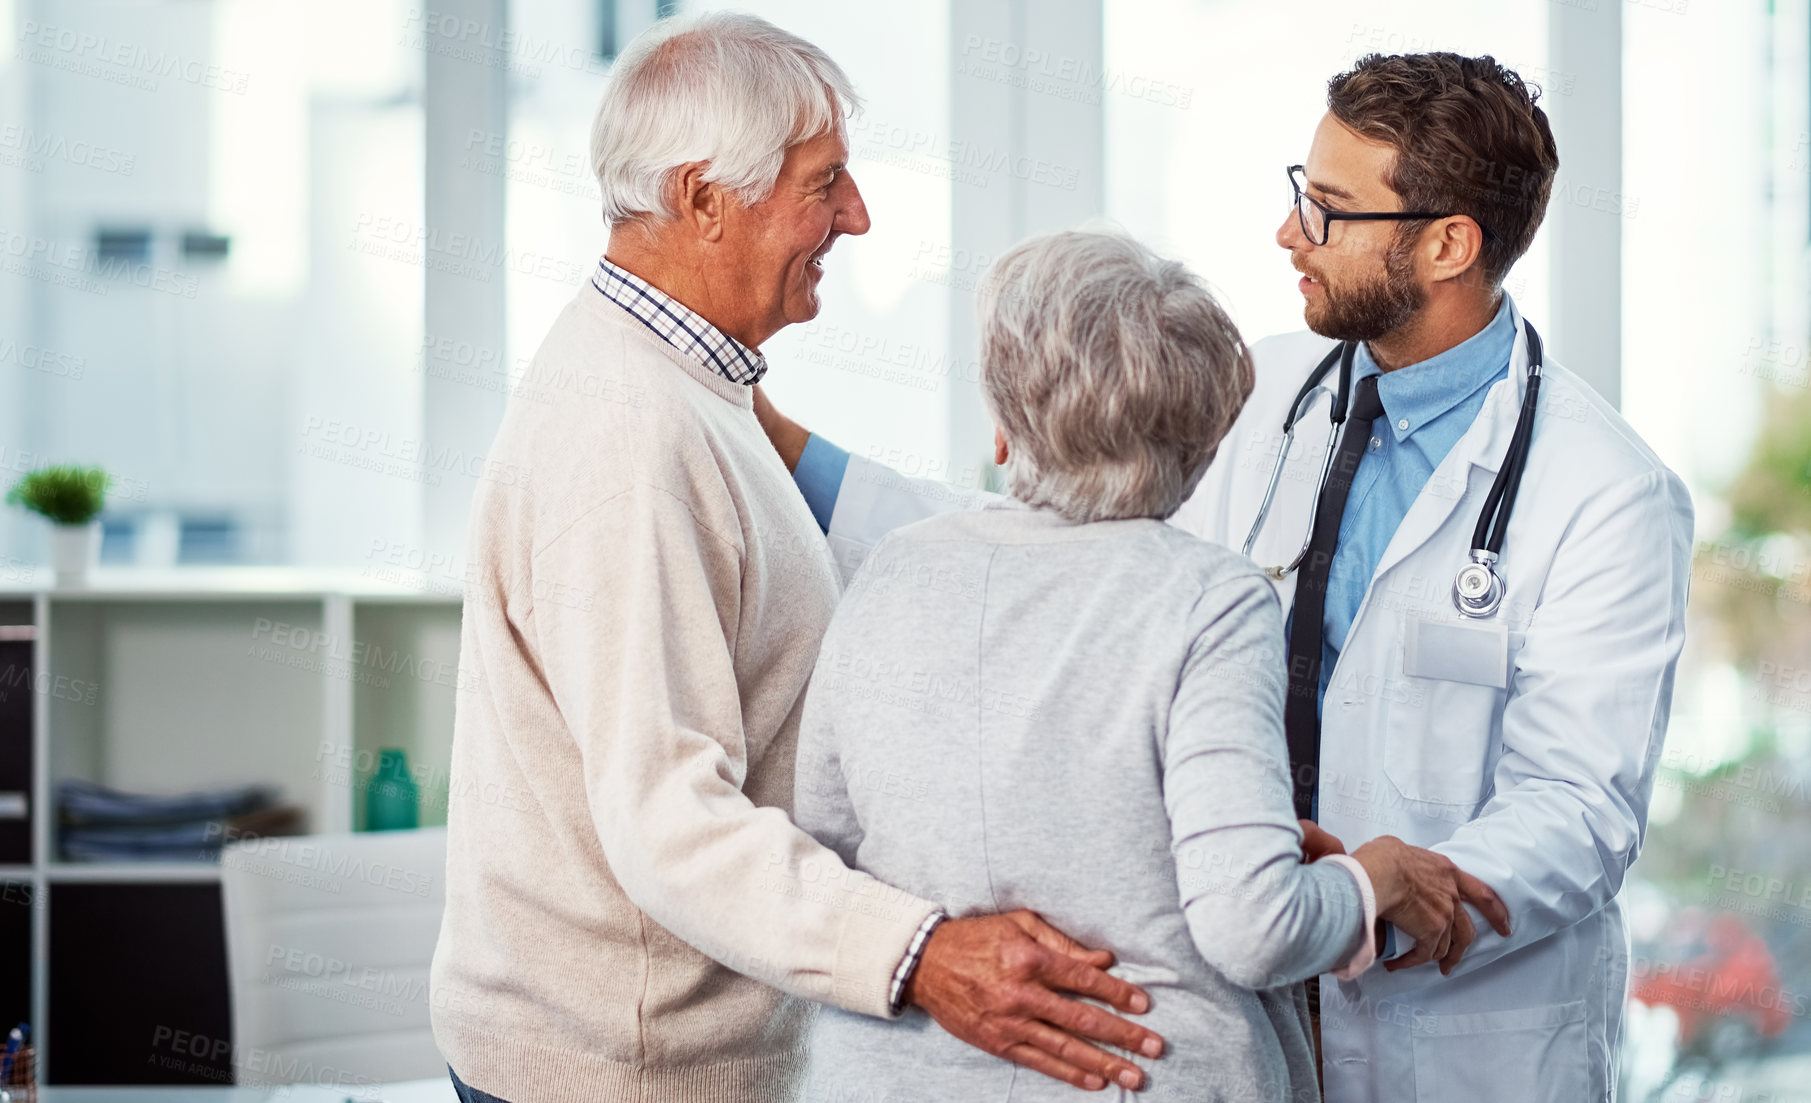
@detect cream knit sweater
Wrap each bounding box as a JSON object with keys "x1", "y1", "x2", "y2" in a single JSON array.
[{"x1": 429, "y1": 286, "x2": 939, "y2": 1103}]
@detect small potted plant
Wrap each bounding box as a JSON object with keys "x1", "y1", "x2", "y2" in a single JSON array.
[{"x1": 6, "y1": 465, "x2": 111, "y2": 586}]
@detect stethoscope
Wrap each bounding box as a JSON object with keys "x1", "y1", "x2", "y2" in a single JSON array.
[{"x1": 1241, "y1": 319, "x2": 1543, "y2": 619}]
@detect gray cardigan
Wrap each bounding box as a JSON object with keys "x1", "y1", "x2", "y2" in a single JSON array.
[{"x1": 793, "y1": 500, "x2": 1366, "y2": 1102}]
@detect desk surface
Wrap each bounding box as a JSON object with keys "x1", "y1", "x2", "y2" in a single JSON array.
[{"x1": 33, "y1": 1079, "x2": 456, "y2": 1102}]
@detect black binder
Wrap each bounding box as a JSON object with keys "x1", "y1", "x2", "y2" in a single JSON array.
[{"x1": 0, "y1": 636, "x2": 32, "y2": 865}]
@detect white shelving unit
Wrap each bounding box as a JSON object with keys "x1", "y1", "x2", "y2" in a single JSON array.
[{"x1": 0, "y1": 568, "x2": 462, "y2": 1083}]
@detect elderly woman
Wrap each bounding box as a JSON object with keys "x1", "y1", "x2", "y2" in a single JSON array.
[{"x1": 793, "y1": 231, "x2": 1392, "y2": 1101}]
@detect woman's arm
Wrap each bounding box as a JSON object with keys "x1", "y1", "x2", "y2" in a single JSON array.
[{"x1": 1162, "y1": 571, "x2": 1372, "y2": 989}]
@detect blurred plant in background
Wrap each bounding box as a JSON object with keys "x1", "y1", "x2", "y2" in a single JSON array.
[{"x1": 5, "y1": 466, "x2": 111, "y2": 527}]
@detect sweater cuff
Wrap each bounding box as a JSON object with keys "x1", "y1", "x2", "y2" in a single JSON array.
[
  {"x1": 828, "y1": 895, "x2": 942, "y2": 1019},
  {"x1": 1319, "y1": 854, "x2": 1379, "y2": 979}
]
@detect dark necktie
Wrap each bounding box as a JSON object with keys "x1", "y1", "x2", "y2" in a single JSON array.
[{"x1": 1284, "y1": 371, "x2": 1384, "y2": 821}]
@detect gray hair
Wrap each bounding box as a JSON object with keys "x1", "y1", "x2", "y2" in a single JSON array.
[
  {"x1": 589, "y1": 12, "x2": 861, "y2": 225},
  {"x1": 979, "y1": 231, "x2": 1254, "y2": 523}
]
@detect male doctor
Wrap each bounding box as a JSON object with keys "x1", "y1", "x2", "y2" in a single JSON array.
[{"x1": 758, "y1": 52, "x2": 1692, "y2": 1103}]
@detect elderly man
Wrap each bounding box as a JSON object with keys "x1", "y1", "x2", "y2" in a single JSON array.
[{"x1": 428, "y1": 13, "x2": 1160, "y2": 1103}]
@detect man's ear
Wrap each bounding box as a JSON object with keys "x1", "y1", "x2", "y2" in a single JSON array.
[
  {"x1": 673, "y1": 160, "x2": 724, "y2": 243},
  {"x1": 994, "y1": 428, "x2": 1009, "y2": 467},
  {"x1": 1424, "y1": 215, "x2": 1487, "y2": 286}
]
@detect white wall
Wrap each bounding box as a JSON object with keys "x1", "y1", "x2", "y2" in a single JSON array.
[{"x1": 682, "y1": 0, "x2": 958, "y2": 477}]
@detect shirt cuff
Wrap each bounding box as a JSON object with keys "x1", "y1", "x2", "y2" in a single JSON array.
[
  {"x1": 795, "y1": 434, "x2": 851, "y2": 534},
  {"x1": 1319, "y1": 854, "x2": 1379, "y2": 980},
  {"x1": 886, "y1": 911, "x2": 946, "y2": 1016}
]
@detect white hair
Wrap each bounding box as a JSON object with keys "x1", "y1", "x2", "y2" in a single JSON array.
[
  {"x1": 589, "y1": 11, "x2": 862, "y2": 225},
  {"x1": 979, "y1": 231, "x2": 1255, "y2": 523}
]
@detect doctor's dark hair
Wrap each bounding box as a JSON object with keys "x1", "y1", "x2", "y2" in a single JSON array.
[
  {"x1": 978, "y1": 230, "x2": 1253, "y2": 524},
  {"x1": 1328, "y1": 52, "x2": 1559, "y2": 286}
]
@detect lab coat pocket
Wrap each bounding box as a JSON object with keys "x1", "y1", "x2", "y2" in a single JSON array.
[
  {"x1": 1410, "y1": 999, "x2": 1588, "y2": 1103},
  {"x1": 1384, "y1": 618, "x2": 1508, "y2": 807}
]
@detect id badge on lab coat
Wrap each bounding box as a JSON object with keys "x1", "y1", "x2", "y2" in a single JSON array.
[{"x1": 1403, "y1": 616, "x2": 1510, "y2": 689}]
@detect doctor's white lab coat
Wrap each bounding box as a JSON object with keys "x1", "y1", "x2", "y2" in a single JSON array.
[{"x1": 816, "y1": 304, "x2": 1694, "y2": 1102}]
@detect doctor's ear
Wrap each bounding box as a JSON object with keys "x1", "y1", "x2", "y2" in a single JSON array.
[
  {"x1": 1422, "y1": 215, "x2": 1488, "y2": 285},
  {"x1": 994, "y1": 429, "x2": 1009, "y2": 467}
]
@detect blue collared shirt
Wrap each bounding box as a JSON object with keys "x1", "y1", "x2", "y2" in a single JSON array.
[
  {"x1": 1311, "y1": 296, "x2": 1517, "y2": 711},
  {"x1": 591, "y1": 257, "x2": 769, "y2": 385}
]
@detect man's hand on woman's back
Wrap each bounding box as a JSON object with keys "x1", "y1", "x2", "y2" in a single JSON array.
[{"x1": 905, "y1": 910, "x2": 1165, "y2": 1092}]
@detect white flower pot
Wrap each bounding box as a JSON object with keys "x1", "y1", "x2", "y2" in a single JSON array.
[{"x1": 50, "y1": 521, "x2": 101, "y2": 587}]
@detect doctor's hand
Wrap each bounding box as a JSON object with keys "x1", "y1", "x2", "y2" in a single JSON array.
[
  {"x1": 1352, "y1": 836, "x2": 1511, "y2": 976},
  {"x1": 905, "y1": 910, "x2": 1164, "y2": 1092},
  {"x1": 751, "y1": 384, "x2": 810, "y2": 472}
]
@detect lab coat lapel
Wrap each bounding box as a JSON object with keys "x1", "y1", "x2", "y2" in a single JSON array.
[{"x1": 1368, "y1": 305, "x2": 1530, "y2": 585}]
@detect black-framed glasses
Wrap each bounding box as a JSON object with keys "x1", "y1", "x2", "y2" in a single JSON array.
[{"x1": 1287, "y1": 164, "x2": 1483, "y2": 246}]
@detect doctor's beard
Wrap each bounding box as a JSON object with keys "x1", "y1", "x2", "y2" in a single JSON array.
[{"x1": 1300, "y1": 228, "x2": 1426, "y2": 342}]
